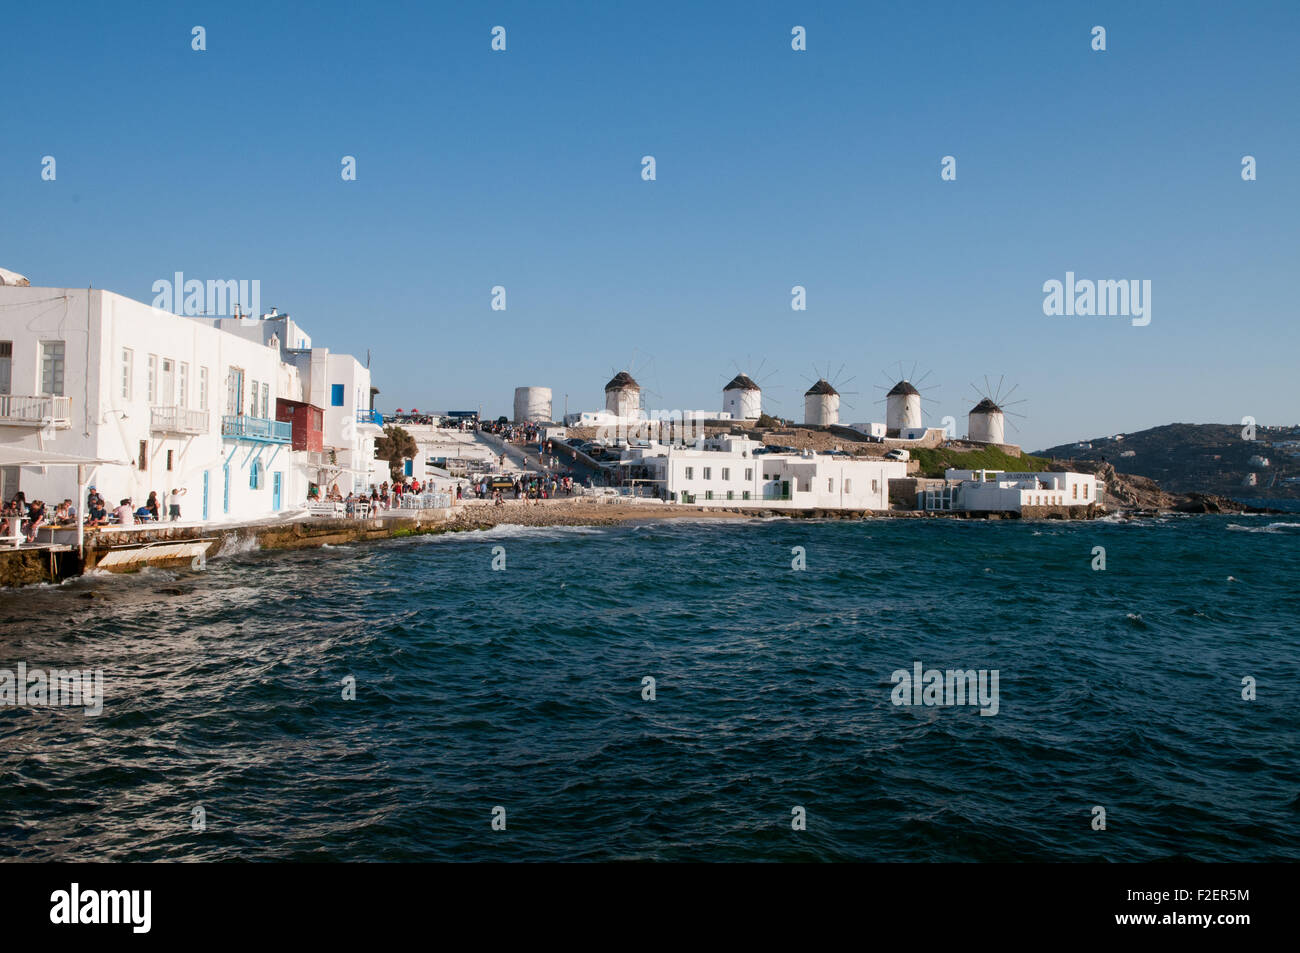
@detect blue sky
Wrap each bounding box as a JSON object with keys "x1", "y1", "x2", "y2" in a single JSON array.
[{"x1": 2, "y1": 0, "x2": 1296, "y2": 450}]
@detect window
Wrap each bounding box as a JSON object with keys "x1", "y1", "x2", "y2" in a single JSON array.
[
  {"x1": 261, "y1": 382, "x2": 270, "y2": 419},
  {"x1": 160, "y1": 357, "x2": 174, "y2": 405},
  {"x1": 138, "y1": 440, "x2": 148, "y2": 471},
  {"x1": 179, "y1": 362, "x2": 189, "y2": 408},
  {"x1": 721, "y1": 468, "x2": 730, "y2": 481},
  {"x1": 166, "y1": 449, "x2": 174, "y2": 472},
  {"x1": 684, "y1": 467, "x2": 694, "y2": 480},
  {"x1": 40, "y1": 341, "x2": 65, "y2": 396},
  {"x1": 1083, "y1": 484, "x2": 1089, "y2": 499},
  {"x1": 1, "y1": 341, "x2": 13, "y2": 395},
  {"x1": 742, "y1": 490, "x2": 751, "y2": 500},
  {"x1": 703, "y1": 467, "x2": 712, "y2": 480},
  {"x1": 872, "y1": 479, "x2": 879, "y2": 493},
  {"x1": 223, "y1": 464, "x2": 230, "y2": 513},
  {"x1": 845, "y1": 479, "x2": 852, "y2": 493},
  {"x1": 705, "y1": 490, "x2": 713, "y2": 500},
  {"x1": 199, "y1": 367, "x2": 209, "y2": 411},
  {"x1": 250, "y1": 460, "x2": 261, "y2": 490},
  {"x1": 744, "y1": 467, "x2": 752, "y2": 481},
  {"x1": 828, "y1": 479, "x2": 834, "y2": 492},
  {"x1": 146, "y1": 354, "x2": 157, "y2": 403},
  {"x1": 120, "y1": 348, "x2": 133, "y2": 399},
  {"x1": 226, "y1": 367, "x2": 244, "y2": 415},
  {"x1": 331, "y1": 384, "x2": 344, "y2": 406},
  {"x1": 726, "y1": 490, "x2": 734, "y2": 500},
  {"x1": 249, "y1": 378, "x2": 259, "y2": 415}
]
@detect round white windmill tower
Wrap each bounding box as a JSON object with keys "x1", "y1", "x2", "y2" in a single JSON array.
[
  {"x1": 722, "y1": 373, "x2": 762, "y2": 421},
  {"x1": 886, "y1": 380, "x2": 922, "y2": 434},
  {"x1": 803, "y1": 379, "x2": 839, "y2": 427},
  {"x1": 604, "y1": 371, "x2": 641, "y2": 418},
  {"x1": 968, "y1": 397, "x2": 1006, "y2": 444},
  {"x1": 513, "y1": 386, "x2": 552, "y2": 423}
]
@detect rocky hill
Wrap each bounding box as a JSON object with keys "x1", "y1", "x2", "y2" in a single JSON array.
[{"x1": 1034, "y1": 423, "x2": 1300, "y2": 500}]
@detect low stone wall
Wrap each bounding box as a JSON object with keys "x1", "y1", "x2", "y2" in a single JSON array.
[
  {"x1": 0, "y1": 547, "x2": 79, "y2": 588},
  {"x1": 82, "y1": 509, "x2": 455, "y2": 571}
]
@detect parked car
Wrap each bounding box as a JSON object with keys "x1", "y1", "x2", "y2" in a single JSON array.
[{"x1": 885, "y1": 449, "x2": 910, "y2": 461}]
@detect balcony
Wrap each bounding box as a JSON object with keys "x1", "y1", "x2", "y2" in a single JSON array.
[
  {"x1": 356, "y1": 409, "x2": 384, "y2": 427},
  {"x1": 221, "y1": 415, "x2": 291, "y2": 444},
  {"x1": 151, "y1": 406, "x2": 209, "y2": 435},
  {"x1": 0, "y1": 394, "x2": 72, "y2": 429}
]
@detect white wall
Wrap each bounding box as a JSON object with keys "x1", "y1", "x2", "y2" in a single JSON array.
[{"x1": 0, "y1": 286, "x2": 322, "y2": 522}]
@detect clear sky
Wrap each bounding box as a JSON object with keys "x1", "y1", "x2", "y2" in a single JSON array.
[{"x1": 2, "y1": 0, "x2": 1296, "y2": 450}]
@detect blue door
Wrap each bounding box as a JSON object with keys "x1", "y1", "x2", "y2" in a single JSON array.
[
  {"x1": 272, "y1": 471, "x2": 282, "y2": 510},
  {"x1": 223, "y1": 464, "x2": 230, "y2": 513},
  {"x1": 404, "y1": 458, "x2": 413, "y2": 477},
  {"x1": 202, "y1": 471, "x2": 209, "y2": 520}
]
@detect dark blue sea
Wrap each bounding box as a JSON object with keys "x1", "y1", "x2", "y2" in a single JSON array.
[{"x1": 2, "y1": 513, "x2": 1297, "y2": 861}]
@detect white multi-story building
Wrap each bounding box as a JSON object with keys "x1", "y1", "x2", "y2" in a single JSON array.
[
  {"x1": 620, "y1": 434, "x2": 906, "y2": 510},
  {"x1": 922, "y1": 469, "x2": 1103, "y2": 513},
  {"x1": 0, "y1": 282, "x2": 381, "y2": 520}
]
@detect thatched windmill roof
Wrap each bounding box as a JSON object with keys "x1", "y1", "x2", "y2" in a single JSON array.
[
  {"x1": 804, "y1": 379, "x2": 838, "y2": 397},
  {"x1": 970, "y1": 397, "x2": 1003, "y2": 414},
  {"x1": 724, "y1": 373, "x2": 761, "y2": 392},
  {"x1": 604, "y1": 371, "x2": 640, "y2": 392},
  {"x1": 887, "y1": 380, "x2": 920, "y2": 397}
]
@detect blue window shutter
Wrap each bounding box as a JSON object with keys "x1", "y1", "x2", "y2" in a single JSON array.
[
  {"x1": 331, "y1": 384, "x2": 344, "y2": 406},
  {"x1": 404, "y1": 459, "x2": 413, "y2": 476}
]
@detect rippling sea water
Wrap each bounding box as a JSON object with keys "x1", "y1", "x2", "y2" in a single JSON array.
[{"x1": 1, "y1": 514, "x2": 1297, "y2": 862}]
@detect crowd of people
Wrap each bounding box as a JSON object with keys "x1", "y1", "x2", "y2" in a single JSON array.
[
  {"x1": 1, "y1": 492, "x2": 69, "y2": 543},
  {"x1": 307, "y1": 477, "x2": 441, "y2": 514},
  {"x1": 457, "y1": 473, "x2": 576, "y2": 505},
  {"x1": 1, "y1": 485, "x2": 193, "y2": 543}
]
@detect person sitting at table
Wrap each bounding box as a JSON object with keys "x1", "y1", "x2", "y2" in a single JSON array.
[
  {"x1": 145, "y1": 491, "x2": 161, "y2": 521},
  {"x1": 52, "y1": 500, "x2": 71, "y2": 525},
  {"x1": 87, "y1": 487, "x2": 107, "y2": 526},
  {"x1": 0, "y1": 500, "x2": 17, "y2": 540},
  {"x1": 24, "y1": 499, "x2": 47, "y2": 542},
  {"x1": 115, "y1": 499, "x2": 135, "y2": 526}
]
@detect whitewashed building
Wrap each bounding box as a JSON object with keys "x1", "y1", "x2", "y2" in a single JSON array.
[
  {"x1": 0, "y1": 282, "x2": 381, "y2": 521},
  {"x1": 620, "y1": 434, "x2": 906, "y2": 510},
  {"x1": 922, "y1": 469, "x2": 1103, "y2": 514}
]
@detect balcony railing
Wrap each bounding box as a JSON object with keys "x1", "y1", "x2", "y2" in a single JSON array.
[
  {"x1": 151, "y1": 405, "x2": 209, "y2": 435},
  {"x1": 356, "y1": 409, "x2": 384, "y2": 426},
  {"x1": 221, "y1": 415, "x2": 291, "y2": 444},
  {"x1": 0, "y1": 394, "x2": 72, "y2": 428}
]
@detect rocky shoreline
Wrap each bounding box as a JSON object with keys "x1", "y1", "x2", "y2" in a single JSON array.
[{"x1": 1057, "y1": 462, "x2": 1285, "y2": 515}]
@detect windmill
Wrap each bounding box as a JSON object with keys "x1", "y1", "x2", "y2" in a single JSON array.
[
  {"x1": 965, "y1": 375, "x2": 1027, "y2": 444},
  {"x1": 873, "y1": 361, "x2": 941, "y2": 435},
  {"x1": 798, "y1": 362, "x2": 859, "y2": 428},
  {"x1": 720, "y1": 355, "x2": 779, "y2": 422}
]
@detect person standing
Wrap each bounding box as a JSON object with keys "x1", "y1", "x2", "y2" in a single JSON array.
[{"x1": 169, "y1": 487, "x2": 187, "y2": 520}]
